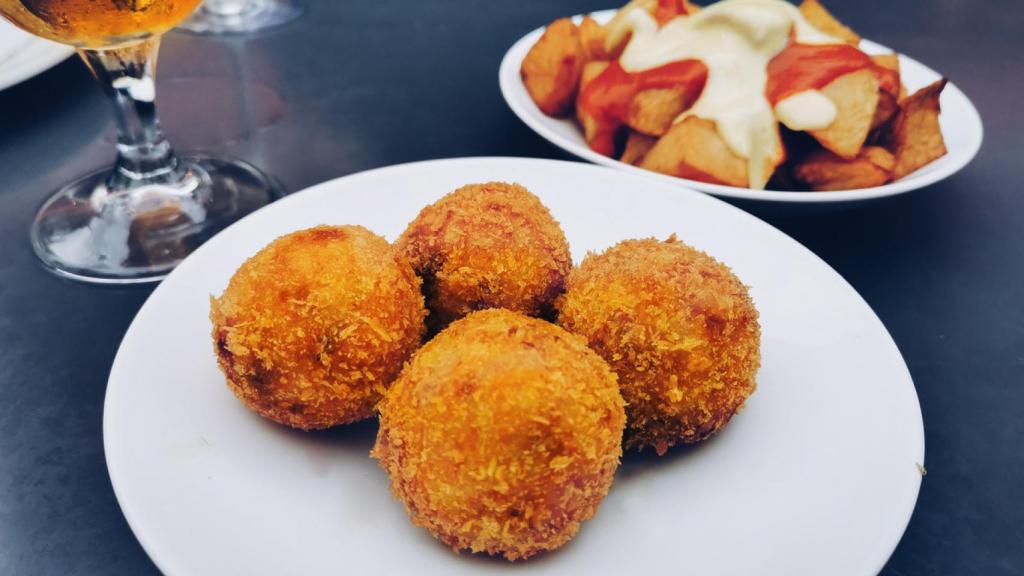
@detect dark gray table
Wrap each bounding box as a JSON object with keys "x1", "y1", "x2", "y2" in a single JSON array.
[{"x1": 1, "y1": 1, "x2": 1020, "y2": 574}]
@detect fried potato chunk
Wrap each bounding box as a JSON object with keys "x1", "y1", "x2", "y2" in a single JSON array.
[
  {"x1": 577, "y1": 60, "x2": 611, "y2": 145},
  {"x1": 870, "y1": 54, "x2": 901, "y2": 130},
  {"x1": 640, "y1": 116, "x2": 782, "y2": 187},
  {"x1": 558, "y1": 236, "x2": 760, "y2": 454},
  {"x1": 210, "y1": 226, "x2": 427, "y2": 429},
  {"x1": 810, "y1": 68, "x2": 880, "y2": 159},
  {"x1": 882, "y1": 79, "x2": 948, "y2": 179},
  {"x1": 605, "y1": 0, "x2": 657, "y2": 57},
  {"x1": 626, "y1": 87, "x2": 697, "y2": 136},
  {"x1": 397, "y1": 182, "x2": 572, "y2": 333},
  {"x1": 873, "y1": 90, "x2": 900, "y2": 133},
  {"x1": 871, "y1": 53, "x2": 900, "y2": 73},
  {"x1": 579, "y1": 59, "x2": 609, "y2": 87},
  {"x1": 793, "y1": 146, "x2": 895, "y2": 191},
  {"x1": 374, "y1": 309, "x2": 625, "y2": 561},
  {"x1": 799, "y1": 0, "x2": 860, "y2": 45},
  {"x1": 521, "y1": 18, "x2": 585, "y2": 117},
  {"x1": 641, "y1": 116, "x2": 747, "y2": 186},
  {"x1": 579, "y1": 15, "x2": 609, "y2": 61},
  {"x1": 606, "y1": 0, "x2": 704, "y2": 56},
  {"x1": 620, "y1": 131, "x2": 657, "y2": 165}
]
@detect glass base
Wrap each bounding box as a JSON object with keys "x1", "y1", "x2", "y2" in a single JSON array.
[
  {"x1": 30, "y1": 155, "x2": 283, "y2": 285},
  {"x1": 178, "y1": 0, "x2": 302, "y2": 35}
]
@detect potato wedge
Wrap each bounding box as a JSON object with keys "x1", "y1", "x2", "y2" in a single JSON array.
[
  {"x1": 579, "y1": 60, "x2": 610, "y2": 88},
  {"x1": 882, "y1": 79, "x2": 948, "y2": 179},
  {"x1": 640, "y1": 116, "x2": 782, "y2": 187},
  {"x1": 871, "y1": 54, "x2": 899, "y2": 74},
  {"x1": 641, "y1": 117, "x2": 748, "y2": 186},
  {"x1": 605, "y1": 0, "x2": 700, "y2": 57},
  {"x1": 872, "y1": 90, "x2": 899, "y2": 132},
  {"x1": 799, "y1": 0, "x2": 860, "y2": 45},
  {"x1": 809, "y1": 68, "x2": 880, "y2": 159},
  {"x1": 577, "y1": 61, "x2": 611, "y2": 145},
  {"x1": 579, "y1": 16, "x2": 609, "y2": 61},
  {"x1": 868, "y1": 55, "x2": 900, "y2": 131},
  {"x1": 605, "y1": 0, "x2": 656, "y2": 57},
  {"x1": 626, "y1": 87, "x2": 695, "y2": 136},
  {"x1": 870, "y1": 54, "x2": 900, "y2": 95},
  {"x1": 606, "y1": 0, "x2": 657, "y2": 28},
  {"x1": 870, "y1": 54, "x2": 900, "y2": 91},
  {"x1": 793, "y1": 146, "x2": 895, "y2": 191},
  {"x1": 520, "y1": 18, "x2": 585, "y2": 117},
  {"x1": 861, "y1": 145, "x2": 897, "y2": 171},
  {"x1": 620, "y1": 131, "x2": 657, "y2": 165}
]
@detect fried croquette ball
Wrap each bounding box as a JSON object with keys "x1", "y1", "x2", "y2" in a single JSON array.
[
  {"x1": 557, "y1": 236, "x2": 760, "y2": 454},
  {"x1": 210, "y1": 225, "x2": 426, "y2": 429},
  {"x1": 396, "y1": 182, "x2": 571, "y2": 332},
  {"x1": 372, "y1": 309, "x2": 625, "y2": 561}
]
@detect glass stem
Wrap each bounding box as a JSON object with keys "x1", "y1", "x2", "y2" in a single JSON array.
[{"x1": 79, "y1": 38, "x2": 183, "y2": 192}]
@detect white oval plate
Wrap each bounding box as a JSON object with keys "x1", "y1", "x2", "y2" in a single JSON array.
[
  {"x1": 0, "y1": 20, "x2": 73, "y2": 92},
  {"x1": 105, "y1": 158, "x2": 924, "y2": 575},
  {"x1": 499, "y1": 9, "x2": 983, "y2": 203}
]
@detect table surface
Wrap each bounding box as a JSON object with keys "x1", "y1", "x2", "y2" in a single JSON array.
[{"x1": 1, "y1": 1, "x2": 1020, "y2": 574}]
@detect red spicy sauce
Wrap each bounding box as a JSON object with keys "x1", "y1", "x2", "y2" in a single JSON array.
[
  {"x1": 578, "y1": 59, "x2": 708, "y2": 156},
  {"x1": 873, "y1": 64, "x2": 900, "y2": 96},
  {"x1": 766, "y1": 43, "x2": 871, "y2": 104},
  {"x1": 654, "y1": 0, "x2": 692, "y2": 26},
  {"x1": 766, "y1": 42, "x2": 898, "y2": 105}
]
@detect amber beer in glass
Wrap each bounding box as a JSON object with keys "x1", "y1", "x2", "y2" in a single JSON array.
[
  {"x1": 0, "y1": 0, "x2": 201, "y2": 47},
  {"x1": 0, "y1": 0, "x2": 282, "y2": 283}
]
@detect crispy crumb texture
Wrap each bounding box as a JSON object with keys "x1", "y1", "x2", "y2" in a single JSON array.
[
  {"x1": 557, "y1": 236, "x2": 761, "y2": 453},
  {"x1": 396, "y1": 182, "x2": 571, "y2": 332},
  {"x1": 373, "y1": 309, "x2": 625, "y2": 561},
  {"x1": 210, "y1": 225, "x2": 427, "y2": 429}
]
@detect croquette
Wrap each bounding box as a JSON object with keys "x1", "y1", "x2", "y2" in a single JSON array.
[
  {"x1": 372, "y1": 309, "x2": 625, "y2": 561},
  {"x1": 210, "y1": 225, "x2": 426, "y2": 429},
  {"x1": 396, "y1": 182, "x2": 572, "y2": 332},
  {"x1": 557, "y1": 236, "x2": 760, "y2": 454}
]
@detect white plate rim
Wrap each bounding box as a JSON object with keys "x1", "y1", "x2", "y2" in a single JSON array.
[
  {"x1": 0, "y1": 21, "x2": 74, "y2": 92},
  {"x1": 499, "y1": 9, "x2": 984, "y2": 203},
  {"x1": 103, "y1": 157, "x2": 926, "y2": 576}
]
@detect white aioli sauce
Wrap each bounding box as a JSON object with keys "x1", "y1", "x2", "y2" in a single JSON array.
[
  {"x1": 607, "y1": 0, "x2": 844, "y2": 188},
  {"x1": 774, "y1": 89, "x2": 836, "y2": 130}
]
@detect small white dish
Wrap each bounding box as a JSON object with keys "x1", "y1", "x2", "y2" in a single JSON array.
[
  {"x1": 105, "y1": 157, "x2": 924, "y2": 575},
  {"x1": 499, "y1": 9, "x2": 983, "y2": 203},
  {"x1": 0, "y1": 20, "x2": 74, "y2": 92}
]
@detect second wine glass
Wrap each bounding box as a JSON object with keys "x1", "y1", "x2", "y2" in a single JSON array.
[{"x1": 178, "y1": 0, "x2": 302, "y2": 35}]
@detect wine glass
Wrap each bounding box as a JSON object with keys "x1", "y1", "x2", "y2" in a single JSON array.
[
  {"x1": 0, "y1": 0, "x2": 284, "y2": 284},
  {"x1": 178, "y1": 0, "x2": 301, "y2": 35}
]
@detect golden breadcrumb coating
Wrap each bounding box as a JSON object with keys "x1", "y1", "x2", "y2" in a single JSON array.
[
  {"x1": 210, "y1": 225, "x2": 426, "y2": 429},
  {"x1": 557, "y1": 236, "x2": 760, "y2": 454},
  {"x1": 373, "y1": 309, "x2": 625, "y2": 561},
  {"x1": 396, "y1": 182, "x2": 571, "y2": 332}
]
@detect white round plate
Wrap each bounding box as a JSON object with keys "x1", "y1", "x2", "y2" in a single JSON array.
[
  {"x1": 499, "y1": 9, "x2": 983, "y2": 203},
  {"x1": 105, "y1": 158, "x2": 924, "y2": 576},
  {"x1": 0, "y1": 20, "x2": 74, "y2": 92}
]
